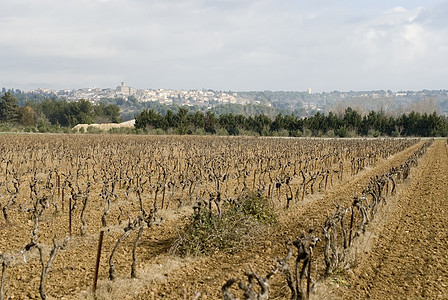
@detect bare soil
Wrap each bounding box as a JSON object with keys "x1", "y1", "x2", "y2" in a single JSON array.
[
  {"x1": 2, "y1": 139, "x2": 447, "y2": 299},
  {"x1": 326, "y1": 140, "x2": 448, "y2": 299}
]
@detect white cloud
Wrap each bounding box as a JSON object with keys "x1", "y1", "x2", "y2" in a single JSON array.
[
  {"x1": 1, "y1": 0, "x2": 448, "y2": 91},
  {"x1": 335, "y1": 3, "x2": 448, "y2": 90}
]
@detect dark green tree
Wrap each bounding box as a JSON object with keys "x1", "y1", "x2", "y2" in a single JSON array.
[
  {"x1": 0, "y1": 92, "x2": 20, "y2": 123},
  {"x1": 104, "y1": 104, "x2": 122, "y2": 123},
  {"x1": 176, "y1": 107, "x2": 189, "y2": 134},
  {"x1": 135, "y1": 109, "x2": 163, "y2": 130},
  {"x1": 270, "y1": 113, "x2": 284, "y2": 132},
  {"x1": 75, "y1": 99, "x2": 95, "y2": 124},
  {"x1": 253, "y1": 114, "x2": 272, "y2": 135},
  {"x1": 219, "y1": 113, "x2": 239, "y2": 135},
  {"x1": 342, "y1": 107, "x2": 362, "y2": 133},
  {"x1": 189, "y1": 111, "x2": 205, "y2": 132},
  {"x1": 165, "y1": 110, "x2": 176, "y2": 129},
  {"x1": 204, "y1": 110, "x2": 217, "y2": 134},
  {"x1": 325, "y1": 111, "x2": 341, "y2": 132}
]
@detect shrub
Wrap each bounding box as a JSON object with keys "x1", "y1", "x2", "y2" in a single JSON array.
[
  {"x1": 325, "y1": 129, "x2": 335, "y2": 138},
  {"x1": 171, "y1": 191, "x2": 276, "y2": 256},
  {"x1": 390, "y1": 130, "x2": 400, "y2": 137},
  {"x1": 0, "y1": 123, "x2": 14, "y2": 132},
  {"x1": 87, "y1": 126, "x2": 103, "y2": 134},
  {"x1": 335, "y1": 125, "x2": 349, "y2": 138},
  {"x1": 368, "y1": 129, "x2": 381, "y2": 137},
  {"x1": 290, "y1": 130, "x2": 302, "y2": 137},
  {"x1": 23, "y1": 126, "x2": 36, "y2": 133},
  {"x1": 231, "y1": 191, "x2": 277, "y2": 224},
  {"x1": 193, "y1": 128, "x2": 206, "y2": 135},
  {"x1": 273, "y1": 129, "x2": 289, "y2": 137},
  {"x1": 215, "y1": 128, "x2": 229, "y2": 136},
  {"x1": 239, "y1": 129, "x2": 259, "y2": 137},
  {"x1": 302, "y1": 128, "x2": 312, "y2": 137}
]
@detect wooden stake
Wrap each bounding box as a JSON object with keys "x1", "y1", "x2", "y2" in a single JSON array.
[
  {"x1": 349, "y1": 207, "x2": 355, "y2": 247},
  {"x1": 57, "y1": 174, "x2": 60, "y2": 197},
  {"x1": 93, "y1": 230, "x2": 104, "y2": 293},
  {"x1": 69, "y1": 196, "x2": 72, "y2": 236},
  {"x1": 1, "y1": 260, "x2": 8, "y2": 300},
  {"x1": 307, "y1": 253, "x2": 312, "y2": 299},
  {"x1": 61, "y1": 189, "x2": 65, "y2": 212}
]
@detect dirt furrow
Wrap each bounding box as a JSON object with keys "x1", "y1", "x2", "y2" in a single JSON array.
[{"x1": 330, "y1": 140, "x2": 448, "y2": 299}]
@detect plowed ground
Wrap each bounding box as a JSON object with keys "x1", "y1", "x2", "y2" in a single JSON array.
[
  {"x1": 2, "y1": 140, "x2": 447, "y2": 299},
  {"x1": 328, "y1": 140, "x2": 448, "y2": 299}
]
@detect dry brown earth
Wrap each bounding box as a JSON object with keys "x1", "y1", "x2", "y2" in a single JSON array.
[
  {"x1": 327, "y1": 140, "x2": 448, "y2": 299},
  {"x1": 1, "y1": 138, "x2": 447, "y2": 299}
]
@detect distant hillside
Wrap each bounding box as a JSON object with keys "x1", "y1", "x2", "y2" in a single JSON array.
[
  {"x1": 2, "y1": 87, "x2": 448, "y2": 118},
  {"x1": 236, "y1": 90, "x2": 448, "y2": 116}
]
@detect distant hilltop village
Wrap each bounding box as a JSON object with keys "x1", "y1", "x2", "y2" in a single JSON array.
[
  {"x1": 19, "y1": 83, "x2": 448, "y2": 116},
  {"x1": 33, "y1": 82, "x2": 247, "y2": 107}
]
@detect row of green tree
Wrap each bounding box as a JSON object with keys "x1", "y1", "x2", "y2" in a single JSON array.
[
  {"x1": 135, "y1": 107, "x2": 448, "y2": 137},
  {"x1": 0, "y1": 92, "x2": 121, "y2": 129},
  {"x1": 2, "y1": 90, "x2": 448, "y2": 137}
]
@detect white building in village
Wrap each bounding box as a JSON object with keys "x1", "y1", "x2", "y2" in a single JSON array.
[{"x1": 116, "y1": 82, "x2": 136, "y2": 96}]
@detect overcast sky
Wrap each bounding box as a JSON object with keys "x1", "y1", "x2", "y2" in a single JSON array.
[{"x1": 1, "y1": 0, "x2": 447, "y2": 92}]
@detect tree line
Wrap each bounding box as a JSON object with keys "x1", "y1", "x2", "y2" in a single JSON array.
[
  {"x1": 135, "y1": 107, "x2": 448, "y2": 137},
  {"x1": 0, "y1": 92, "x2": 121, "y2": 131},
  {"x1": 2, "y1": 91, "x2": 448, "y2": 136}
]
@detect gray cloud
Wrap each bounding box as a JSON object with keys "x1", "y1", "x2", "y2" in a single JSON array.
[{"x1": 0, "y1": 0, "x2": 447, "y2": 91}]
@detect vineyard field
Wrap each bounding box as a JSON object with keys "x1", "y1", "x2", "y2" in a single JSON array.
[{"x1": 0, "y1": 135, "x2": 446, "y2": 299}]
